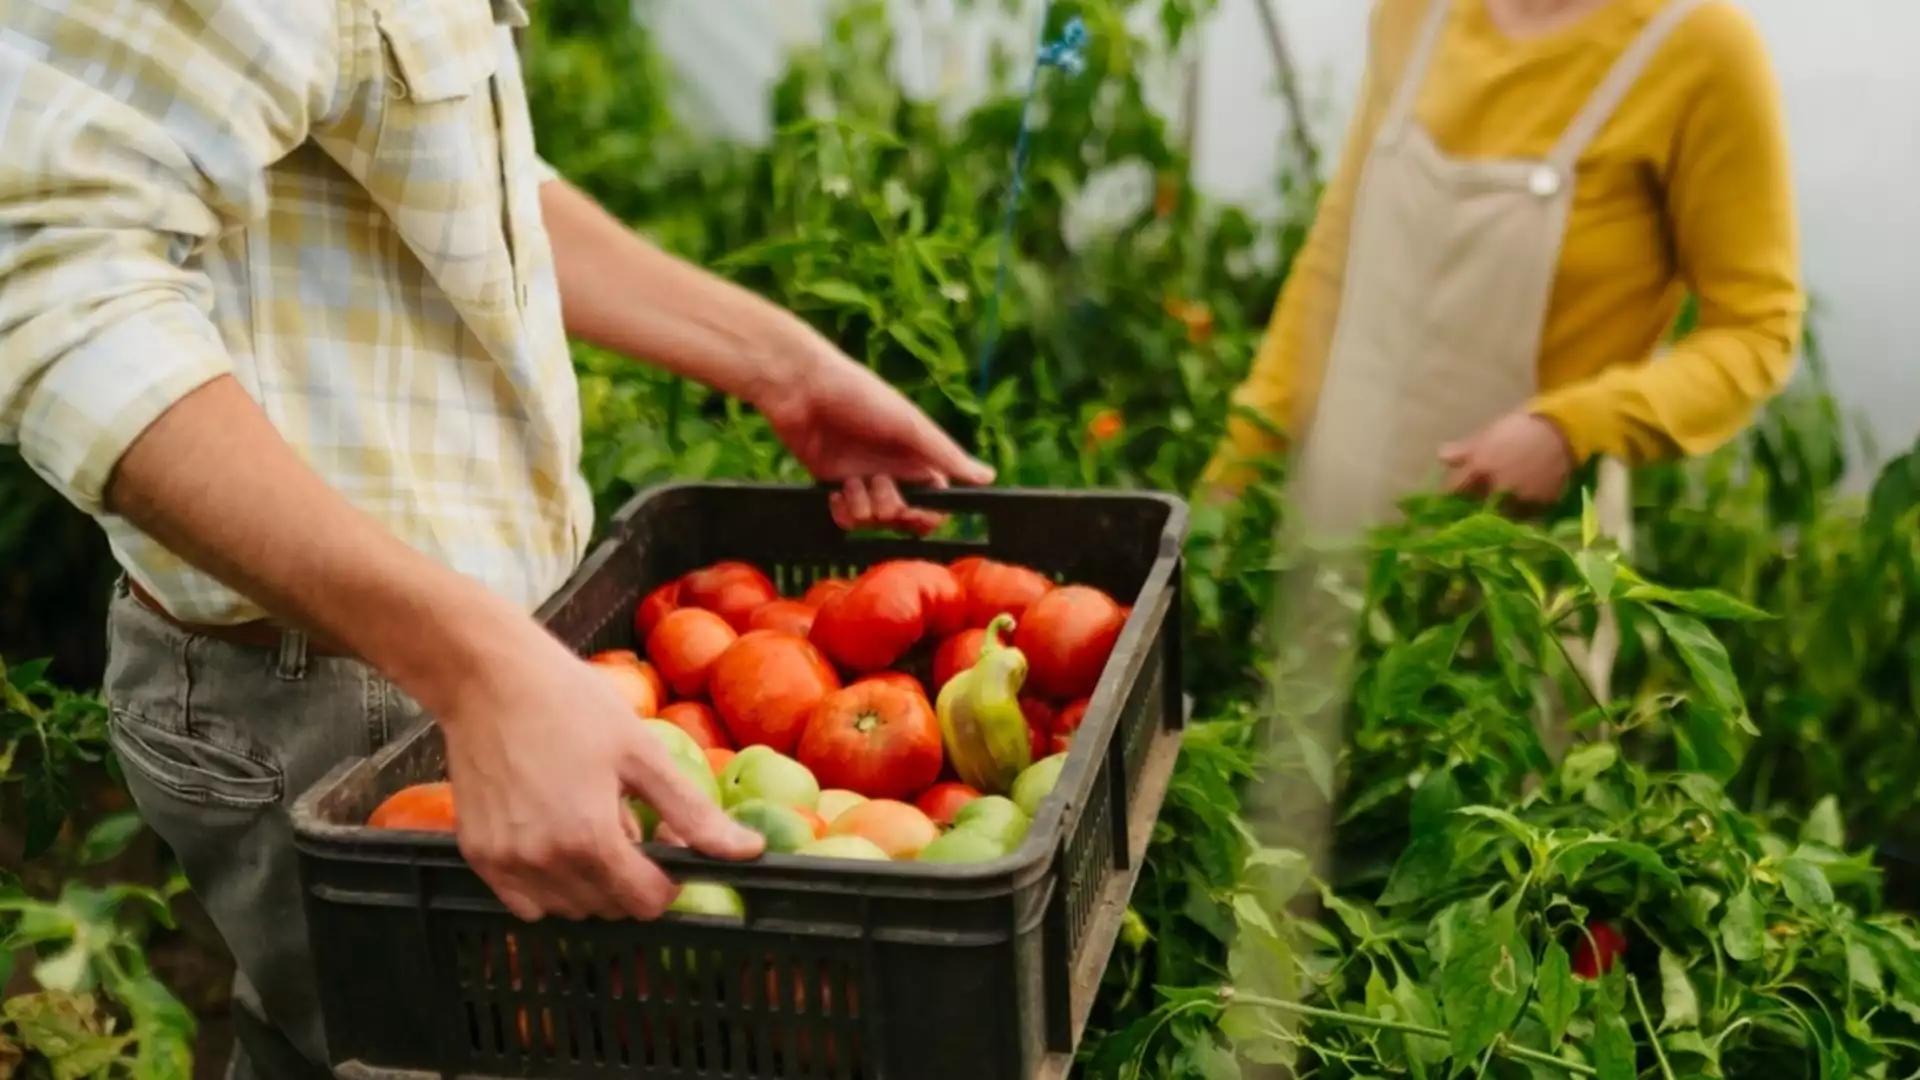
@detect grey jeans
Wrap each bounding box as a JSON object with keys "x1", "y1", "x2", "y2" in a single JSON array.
[{"x1": 103, "y1": 580, "x2": 427, "y2": 1079}]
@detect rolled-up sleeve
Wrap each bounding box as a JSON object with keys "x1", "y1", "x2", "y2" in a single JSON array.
[{"x1": 0, "y1": 1, "x2": 342, "y2": 513}]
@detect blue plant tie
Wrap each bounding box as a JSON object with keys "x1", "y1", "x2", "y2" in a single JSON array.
[{"x1": 972, "y1": 11, "x2": 1089, "y2": 407}]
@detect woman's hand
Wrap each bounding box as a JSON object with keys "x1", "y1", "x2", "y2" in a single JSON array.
[
  {"x1": 758, "y1": 340, "x2": 996, "y2": 535},
  {"x1": 1439, "y1": 411, "x2": 1575, "y2": 506}
]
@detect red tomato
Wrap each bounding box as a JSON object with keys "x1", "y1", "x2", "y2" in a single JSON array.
[
  {"x1": 709, "y1": 631, "x2": 842, "y2": 754},
  {"x1": 590, "y1": 653, "x2": 669, "y2": 710},
  {"x1": 1015, "y1": 586, "x2": 1126, "y2": 700},
  {"x1": 748, "y1": 599, "x2": 818, "y2": 638},
  {"x1": 635, "y1": 581, "x2": 682, "y2": 641},
  {"x1": 705, "y1": 747, "x2": 737, "y2": 775},
  {"x1": 589, "y1": 657, "x2": 661, "y2": 718},
  {"x1": 1049, "y1": 698, "x2": 1089, "y2": 755},
  {"x1": 809, "y1": 560, "x2": 966, "y2": 673},
  {"x1": 1572, "y1": 922, "x2": 1628, "y2": 980},
  {"x1": 797, "y1": 681, "x2": 944, "y2": 800},
  {"x1": 657, "y1": 701, "x2": 732, "y2": 752},
  {"x1": 857, "y1": 671, "x2": 929, "y2": 701},
  {"x1": 368, "y1": 782, "x2": 457, "y2": 831},
  {"x1": 1020, "y1": 697, "x2": 1056, "y2": 760},
  {"x1": 932, "y1": 628, "x2": 989, "y2": 694},
  {"x1": 646, "y1": 608, "x2": 738, "y2": 699},
  {"x1": 681, "y1": 561, "x2": 780, "y2": 633},
  {"x1": 801, "y1": 578, "x2": 853, "y2": 609},
  {"x1": 915, "y1": 782, "x2": 982, "y2": 828},
  {"x1": 951, "y1": 558, "x2": 1054, "y2": 628}
]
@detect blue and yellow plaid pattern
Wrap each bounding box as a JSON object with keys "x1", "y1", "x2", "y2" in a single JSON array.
[{"x1": 0, "y1": 0, "x2": 592, "y2": 624}]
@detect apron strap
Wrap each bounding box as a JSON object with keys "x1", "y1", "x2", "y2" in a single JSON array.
[
  {"x1": 1382, "y1": 0, "x2": 1455, "y2": 137},
  {"x1": 1548, "y1": 0, "x2": 1710, "y2": 168}
]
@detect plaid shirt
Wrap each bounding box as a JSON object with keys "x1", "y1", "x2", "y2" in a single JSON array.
[{"x1": 0, "y1": 0, "x2": 591, "y2": 624}]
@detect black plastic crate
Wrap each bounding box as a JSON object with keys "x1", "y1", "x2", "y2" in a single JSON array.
[{"x1": 291, "y1": 482, "x2": 1190, "y2": 1080}]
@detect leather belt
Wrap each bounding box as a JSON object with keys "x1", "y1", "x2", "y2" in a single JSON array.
[{"x1": 128, "y1": 580, "x2": 357, "y2": 659}]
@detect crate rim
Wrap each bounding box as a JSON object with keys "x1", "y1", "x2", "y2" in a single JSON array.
[{"x1": 289, "y1": 480, "x2": 1190, "y2": 892}]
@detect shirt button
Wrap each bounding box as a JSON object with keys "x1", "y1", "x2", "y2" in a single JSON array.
[{"x1": 1529, "y1": 166, "x2": 1562, "y2": 198}]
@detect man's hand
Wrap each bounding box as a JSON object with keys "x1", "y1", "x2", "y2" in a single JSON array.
[
  {"x1": 539, "y1": 178, "x2": 993, "y2": 533},
  {"x1": 439, "y1": 628, "x2": 764, "y2": 921},
  {"x1": 106, "y1": 377, "x2": 765, "y2": 923},
  {"x1": 1439, "y1": 411, "x2": 1575, "y2": 506},
  {"x1": 760, "y1": 344, "x2": 995, "y2": 535}
]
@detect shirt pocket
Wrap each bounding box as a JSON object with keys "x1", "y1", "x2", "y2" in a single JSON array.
[{"x1": 366, "y1": 0, "x2": 516, "y2": 311}]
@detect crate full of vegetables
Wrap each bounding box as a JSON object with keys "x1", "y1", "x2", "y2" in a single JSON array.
[{"x1": 291, "y1": 482, "x2": 1189, "y2": 1080}]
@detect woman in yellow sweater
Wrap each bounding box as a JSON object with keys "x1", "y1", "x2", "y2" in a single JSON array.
[{"x1": 1203, "y1": 0, "x2": 1804, "y2": 540}]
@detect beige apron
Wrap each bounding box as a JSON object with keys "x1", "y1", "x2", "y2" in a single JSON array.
[
  {"x1": 1245, "y1": 0, "x2": 1703, "y2": 879},
  {"x1": 1292, "y1": 0, "x2": 1702, "y2": 710}
]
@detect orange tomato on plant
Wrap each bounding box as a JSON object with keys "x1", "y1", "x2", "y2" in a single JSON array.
[
  {"x1": 647, "y1": 608, "x2": 738, "y2": 699},
  {"x1": 796, "y1": 681, "x2": 944, "y2": 800},
  {"x1": 1015, "y1": 585, "x2": 1126, "y2": 701},
  {"x1": 709, "y1": 631, "x2": 842, "y2": 754},
  {"x1": 681, "y1": 561, "x2": 780, "y2": 632}
]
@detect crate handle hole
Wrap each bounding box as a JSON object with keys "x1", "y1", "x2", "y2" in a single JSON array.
[{"x1": 843, "y1": 512, "x2": 989, "y2": 545}]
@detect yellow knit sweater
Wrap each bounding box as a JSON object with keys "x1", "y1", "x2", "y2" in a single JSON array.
[{"x1": 1205, "y1": 0, "x2": 1804, "y2": 487}]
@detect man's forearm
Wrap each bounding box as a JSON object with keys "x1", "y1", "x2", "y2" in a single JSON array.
[
  {"x1": 539, "y1": 178, "x2": 817, "y2": 403},
  {"x1": 104, "y1": 376, "x2": 558, "y2": 718}
]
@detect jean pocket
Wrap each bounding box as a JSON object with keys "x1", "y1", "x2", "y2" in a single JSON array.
[{"x1": 110, "y1": 709, "x2": 285, "y2": 811}]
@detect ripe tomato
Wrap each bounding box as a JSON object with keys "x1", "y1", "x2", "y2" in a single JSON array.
[
  {"x1": 1050, "y1": 698, "x2": 1089, "y2": 755},
  {"x1": 706, "y1": 747, "x2": 737, "y2": 775},
  {"x1": 801, "y1": 578, "x2": 852, "y2": 609},
  {"x1": 709, "y1": 631, "x2": 842, "y2": 754},
  {"x1": 647, "y1": 608, "x2": 738, "y2": 699},
  {"x1": 635, "y1": 581, "x2": 682, "y2": 641},
  {"x1": 950, "y1": 557, "x2": 1054, "y2": 628},
  {"x1": 811, "y1": 560, "x2": 966, "y2": 673},
  {"x1": 1020, "y1": 697, "x2": 1056, "y2": 761},
  {"x1": 680, "y1": 561, "x2": 780, "y2": 633},
  {"x1": 857, "y1": 671, "x2": 929, "y2": 701},
  {"x1": 796, "y1": 806, "x2": 830, "y2": 839},
  {"x1": 797, "y1": 681, "x2": 944, "y2": 800},
  {"x1": 915, "y1": 782, "x2": 982, "y2": 827},
  {"x1": 368, "y1": 782, "x2": 457, "y2": 831},
  {"x1": 932, "y1": 628, "x2": 989, "y2": 695},
  {"x1": 658, "y1": 701, "x2": 732, "y2": 752},
  {"x1": 1015, "y1": 585, "x2": 1126, "y2": 700},
  {"x1": 828, "y1": 799, "x2": 939, "y2": 860},
  {"x1": 748, "y1": 599, "x2": 818, "y2": 638},
  {"x1": 589, "y1": 659, "x2": 661, "y2": 717},
  {"x1": 1573, "y1": 921, "x2": 1628, "y2": 979}
]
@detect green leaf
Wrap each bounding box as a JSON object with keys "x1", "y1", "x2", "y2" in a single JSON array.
[
  {"x1": 1406, "y1": 513, "x2": 1530, "y2": 556},
  {"x1": 797, "y1": 278, "x2": 876, "y2": 309},
  {"x1": 1777, "y1": 857, "x2": 1834, "y2": 913},
  {"x1": 1438, "y1": 894, "x2": 1533, "y2": 1059},
  {"x1": 1646, "y1": 606, "x2": 1750, "y2": 725},
  {"x1": 1623, "y1": 583, "x2": 1772, "y2": 622},
  {"x1": 1592, "y1": 1001, "x2": 1636, "y2": 1080},
  {"x1": 1380, "y1": 832, "x2": 1455, "y2": 908},
  {"x1": 77, "y1": 812, "x2": 145, "y2": 866},
  {"x1": 1536, "y1": 942, "x2": 1575, "y2": 1044},
  {"x1": 1657, "y1": 949, "x2": 1700, "y2": 1030},
  {"x1": 1557, "y1": 741, "x2": 1618, "y2": 794},
  {"x1": 1454, "y1": 805, "x2": 1538, "y2": 848},
  {"x1": 1721, "y1": 887, "x2": 1766, "y2": 962},
  {"x1": 1370, "y1": 615, "x2": 1472, "y2": 718},
  {"x1": 1847, "y1": 938, "x2": 1885, "y2": 994},
  {"x1": 1802, "y1": 796, "x2": 1845, "y2": 848},
  {"x1": 1392, "y1": 971, "x2": 1450, "y2": 1069},
  {"x1": 1575, "y1": 549, "x2": 1617, "y2": 603}
]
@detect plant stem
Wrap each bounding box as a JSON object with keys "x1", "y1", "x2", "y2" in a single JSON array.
[
  {"x1": 1224, "y1": 991, "x2": 1598, "y2": 1077},
  {"x1": 1628, "y1": 977, "x2": 1679, "y2": 1080}
]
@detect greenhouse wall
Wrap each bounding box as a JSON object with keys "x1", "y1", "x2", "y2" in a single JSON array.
[{"x1": 640, "y1": 0, "x2": 1920, "y2": 477}]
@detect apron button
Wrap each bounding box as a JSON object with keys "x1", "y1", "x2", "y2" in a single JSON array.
[{"x1": 1529, "y1": 167, "x2": 1562, "y2": 198}]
